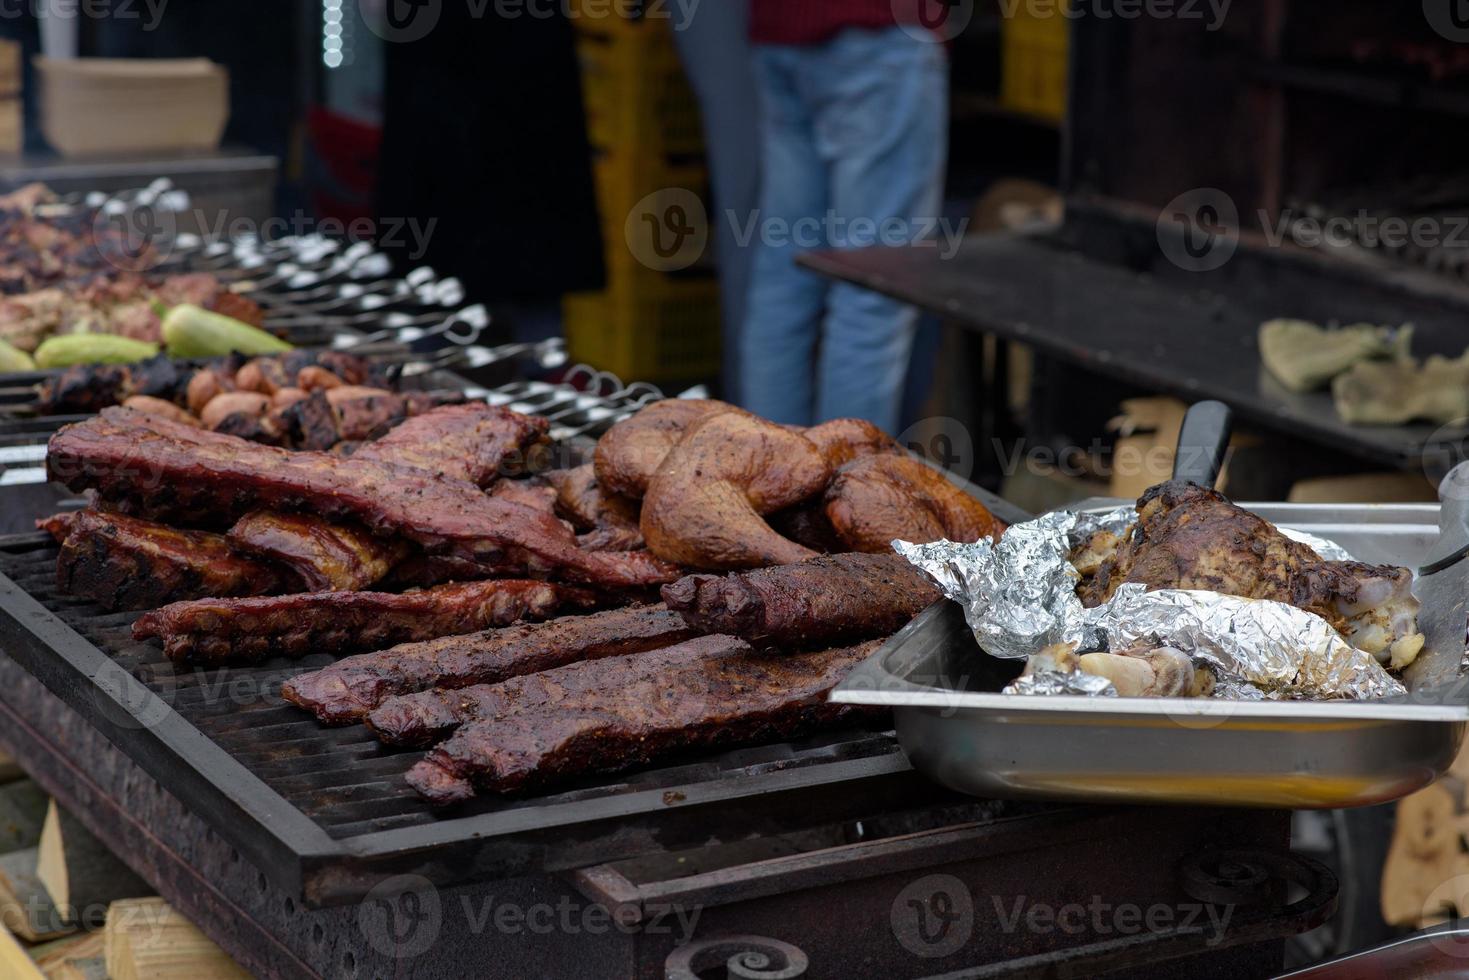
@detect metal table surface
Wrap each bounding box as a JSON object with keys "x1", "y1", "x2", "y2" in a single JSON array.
[{"x1": 798, "y1": 233, "x2": 1466, "y2": 471}]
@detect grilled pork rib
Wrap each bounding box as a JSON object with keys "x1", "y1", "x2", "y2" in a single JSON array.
[
  {"x1": 54, "y1": 510, "x2": 292, "y2": 611},
  {"x1": 133, "y1": 579, "x2": 596, "y2": 665},
  {"x1": 47, "y1": 408, "x2": 680, "y2": 588},
  {"x1": 280, "y1": 605, "x2": 698, "y2": 724},
  {"x1": 227, "y1": 511, "x2": 409, "y2": 592},
  {"x1": 350, "y1": 403, "x2": 549, "y2": 486},
  {"x1": 404, "y1": 636, "x2": 886, "y2": 804},
  {"x1": 1074, "y1": 481, "x2": 1424, "y2": 669},
  {"x1": 661, "y1": 553, "x2": 939, "y2": 649}
]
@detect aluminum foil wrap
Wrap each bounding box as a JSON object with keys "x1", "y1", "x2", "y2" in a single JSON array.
[{"x1": 895, "y1": 504, "x2": 1406, "y2": 701}]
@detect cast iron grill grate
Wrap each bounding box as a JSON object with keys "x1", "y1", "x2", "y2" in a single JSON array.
[{"x1": 0, "y1": 539, "x2": 904, "y2": 840}]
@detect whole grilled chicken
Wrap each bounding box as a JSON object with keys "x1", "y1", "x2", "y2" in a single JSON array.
[{"x1": 1073, "y1": 481, "x2": 1424, "y2": 669}]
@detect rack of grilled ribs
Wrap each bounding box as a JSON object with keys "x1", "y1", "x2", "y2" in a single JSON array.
[
  {"x1": 47, "y1": 510, "x2": 293, "y2": 611},
  {"x1": 133, "y1": 579, "x2": 602, "y2": 665},
  {"x1": 280, "y1": 605, "x2": 698, "y2": 724},
  {"x1": 46, "y1": 407, "x2": 680, "y2": 588},
  {"x1": 1072, "y1": 480, "x2": 1424, "y2": 669},
  {"x1": 661, "y1": 553, "x2": 940, "y2": 649},
  {"x1": 404, "y1": 636, "x2": 886, "y2": 804}
]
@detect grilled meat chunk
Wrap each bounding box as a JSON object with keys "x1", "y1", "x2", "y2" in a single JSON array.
[
  {"x1": 803, "y1": 418, "x2": 901, "y2": 469},
  {"x1": 489, "y1": 478, "x2": 560, "y2": 517},
  {"x1": 54, "y1": 510, "x2": 292, "y2": 611},
  {"x1": 1073, "y1": 480, "x2": 1424, "y2": 668},
  {"x1": 227, "y1": 511, "x2": 409, "y2": 592},
  {"x1": 661, "y1": 553, "x2": 939, "y2": 649},
  {"x1": 47, "y1": 408, "x2": 680, "y2": 588},
  {"x1": 134, "y1": 579, "x2": 595, "y2": 665},
  {"x1": 545, "y1": 464, "x2": 643, "y2": 543},
  {"x1": 824, "y1": 455, "x2": 1007, "y2": 553},
  {"x1": 404, "y1": 637, "x2": 885, "y2": 804},
  {"x1": 280, "y1": 605, "x2": 696, "y2": 724},
  {"x1": 641, "y1": 412, "x2": 830, "y2": 569},
  {"x1": 593, "y1": 399, "x2": 740, "y2": 498},
  {"x1": 352, "y1": 403, "x2": 550, "y2": 488}
]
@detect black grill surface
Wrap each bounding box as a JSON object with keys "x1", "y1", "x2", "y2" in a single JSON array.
[{"x1": 0, "y1": 532, "x2": 966, "y2": 907}]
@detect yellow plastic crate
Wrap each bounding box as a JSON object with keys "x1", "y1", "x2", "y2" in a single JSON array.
[
  {"x1": 573, "y1": 18, "x2": 704, "y2": 163},
  {"x1": 590, "y1": 151, "x2": 714, "y2": 278},
  {"x1": 1000, "y1": 8, "x2": 1069, "y2": 122},
  {"x1": 563, "y1": 273, "x2": 721, "y2": 384}
]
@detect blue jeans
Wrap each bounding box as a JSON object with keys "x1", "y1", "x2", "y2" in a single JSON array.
[
  {"x1": 740, "y1": 27, "x2": 947, "y2": 432},
  {"x1": 670, "y1": 0, "x2": 760, "y2": 402}
]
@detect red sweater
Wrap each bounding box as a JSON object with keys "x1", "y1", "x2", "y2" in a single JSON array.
[{"x1": 749, "y1": 0, "x2": 929, "y2": 45}]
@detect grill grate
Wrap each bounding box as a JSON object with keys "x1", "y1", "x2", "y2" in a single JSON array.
[{"x1": 0, "y1": 542, "x2": 901, "y2": 840}]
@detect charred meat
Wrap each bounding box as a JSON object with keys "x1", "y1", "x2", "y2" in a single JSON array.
[
  {"x1": 134, "y1": 579, "x2": 597, "y2": 665},
  {"x1": 404, "y1": 636, "x2": 886, "y2": 804},
  {"x1": 54, "y1": 510, "x2": 293, "y2": 611},
  {"x1": 280, "y1": 605, "x2": 697, "y2": 724},
  {"x1": 47, "y1": 408, "x2": 680, "y2": 588},
  {"x1": 1073, "y1": 481, "x2": 1424, "y2": 669}
]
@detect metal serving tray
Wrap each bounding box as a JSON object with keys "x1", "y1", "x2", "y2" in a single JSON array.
[{"x1": 832, "y1": 501, "x2": 1469, "y2": 809}]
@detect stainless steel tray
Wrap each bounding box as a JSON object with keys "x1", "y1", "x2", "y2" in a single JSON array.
[{"x1": 832, "y1": 501, "x2": 1469, "y2": 809}]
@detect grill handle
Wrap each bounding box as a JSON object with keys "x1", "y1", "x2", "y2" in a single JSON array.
[{"x1": 1172, "y1": 399, "x2": 1233, "y2": 489}]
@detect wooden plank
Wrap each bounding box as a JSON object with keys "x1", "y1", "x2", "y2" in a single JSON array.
[
  {"x1": 104, "y1": 898, "x2": 250, "y2": 980},
  {"x1": 36, "y1": 802, "x2": 150, "y2": 920},
  {"x1": 0, "y1": 908, "x2": 45, "y2": 980},
  {"x1": 0, "y1": 848, "x2": 73, "y2": 942}
]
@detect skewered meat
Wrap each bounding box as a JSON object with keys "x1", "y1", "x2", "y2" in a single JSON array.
[
  {"x1": 593, "y1": 399, "x2": 740, "y2": 498},
  {"x1": 227, "y1": 511, "x2": 409, "y2": 592},
  {"x1": 47, "y1": 408, "x2": 679, "y2": 588},
  {"x1": 134, "y1": 579, "x2": 597, "y2": 665},
  {"x1": 54, "y1": 510, "x2": 293, "y2": 611},
  {"x1": 121, "y1": 395, "x2": 198, "y2": 426},
  {"x1": 0, "y1": 272, "x2": 263, "y2": 351},
  {"x1": 281, "y1": 605, "x2": 697, "y2": 724},
  {"x1": 824, "y1": 455, "x2": 1007, "y2": 553},
  {"x1": 1073, "y1": 480, "x2": 1424, "y2": 669},
  {"x1": 37, "y1": 349, "x2": 386, "y2": 418},
  {"x1": 661, "y1": 553, "x2": 939, "y2": 649},
  {"x1": 404, "y1": 636, "x2": 885, "y2": 804},
  {"x1": 641, "y1": 412, "x2": 830, "y2": 569},
  {"x1": 545, "y1": 464, "x2": 643, "y2": 540},
  {"x1": 351, "y1": 403, "x2": 550, "y2": 488},
  {"x1": 803, "y1": 418, "x2": 902, "y2": 468}
]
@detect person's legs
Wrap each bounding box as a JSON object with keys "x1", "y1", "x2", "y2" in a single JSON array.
[
  {"x1": 739, "y1": 46, "x2": 829, "y2": 426},
  {"x1": 669, "y1": 1, "x2": 760, "y2": 401},
  {"x1": 810, "y1": 28, "x2": 948, "y2": 432}
]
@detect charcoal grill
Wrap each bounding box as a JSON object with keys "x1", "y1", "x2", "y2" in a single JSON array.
[{"x1": 0, "y1": 378, "x2": 1331, "y2": 975}]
